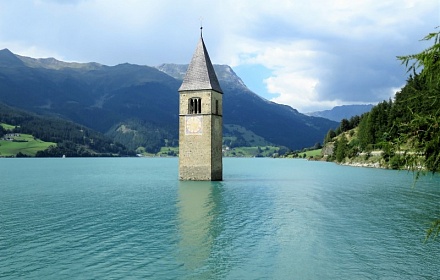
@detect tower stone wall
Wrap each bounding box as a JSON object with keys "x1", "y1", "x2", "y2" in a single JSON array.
[
  {"x1": 179, "y1": 90, "x2": 222, "y2": 180},
  {"x1": 178, "y1": 33, "x2": 223, "y2": 181}
]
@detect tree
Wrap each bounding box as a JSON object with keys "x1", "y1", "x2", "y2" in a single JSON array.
[
  {"x1": 357, "y1": 113, "x2": 373, "y2": 150},
  {"x1": 324, "y1": 129, "x2": 336, "y2": 144},
  {"x1": 397, "y1": 28, "x2": 440, "y2": 88},
  {"x1": 397, "y1": 28, "x2": 440, "y2": 241},
  {"x1": 397, "y1": 29, "x2": 440, "y2": 174},
  {"x1": 340, "y1": 118, "x2": 350, "y2": 132},
  {"x1": 348, "y1": 115, "x2": 361, "y2": 128},
  {"x1": 313, "y1": 142, "x2": 322, "y2": 149},
  {"x1": 334, "y1": 134, "x2": 348, "y2": 163}
]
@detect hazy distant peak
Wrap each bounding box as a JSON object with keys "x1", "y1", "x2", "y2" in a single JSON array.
[
  {"x1": 16, "y1": 54, "x2": 103, "y2": 71},
  {"x1": 307, "y1": 104, "x2": 374, "y2": 122}
]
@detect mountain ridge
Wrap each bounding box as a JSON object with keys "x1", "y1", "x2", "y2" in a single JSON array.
[{"x1": 0, "y1": 49, "x2": 338, "y2": 152}]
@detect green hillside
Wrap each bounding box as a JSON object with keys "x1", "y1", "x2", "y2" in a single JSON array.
[
  {"x1": 0, "y1": 130, "x2": 55, "y2": 157},
  {"x1": 323, "y1": 29, "x2": 440, "y2": 174},
  {"x1": 0, "y1": 103, "x2": 134, "y2": 157}
]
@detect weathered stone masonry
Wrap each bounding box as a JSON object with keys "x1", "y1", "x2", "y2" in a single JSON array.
[{"x1": 178, "y1": 31, "x2": 223, "y2": 181}]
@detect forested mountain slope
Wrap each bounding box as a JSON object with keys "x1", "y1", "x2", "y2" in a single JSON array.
[
  {"x1": 0, "y1": 103, "x2": 131, "y2": 157},
  {"x1": 0, "y1": 49, "x2": 337, "y2": 152}
]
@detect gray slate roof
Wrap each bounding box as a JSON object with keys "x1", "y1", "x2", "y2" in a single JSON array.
[{"x1": 179, "y1": 36, "x2": 223, "y2": 93}]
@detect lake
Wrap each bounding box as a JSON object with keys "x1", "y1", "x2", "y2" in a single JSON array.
[{"x1": 1, "y1": 158, "x2": 439, "y2": 279}]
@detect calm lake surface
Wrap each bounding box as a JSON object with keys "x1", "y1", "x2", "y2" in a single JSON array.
[{"x1": 1, "y1": 158, "x2": 439, "y2": 279}]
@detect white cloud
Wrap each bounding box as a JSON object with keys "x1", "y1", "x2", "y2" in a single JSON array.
[
  {"x1": 215, "y1": 0, "x2": 439, "y2": 112},
  {"x1": 0, "y1": 0, "x2": 437, "y2": 112},
  {"x1": 225, "y1": 39, "x2": 331, "y2": 112}
]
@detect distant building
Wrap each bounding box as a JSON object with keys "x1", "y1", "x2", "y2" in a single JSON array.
[{"x1": 178, "y1": 28, "x2": 223, "y2": 181}]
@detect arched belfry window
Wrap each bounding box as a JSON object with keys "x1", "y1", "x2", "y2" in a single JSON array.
[{"x1": 188, "y1": 97, "x2": 202, "y2": 114}]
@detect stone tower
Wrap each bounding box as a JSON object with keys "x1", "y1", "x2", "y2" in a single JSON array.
[{"x1": 178, "y1": 29, "x2": 223, "y2": 181}]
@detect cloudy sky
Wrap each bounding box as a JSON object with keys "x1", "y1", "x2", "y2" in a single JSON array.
[{"x1": 0, "y1": 0, "x2": 438, "y2": 113}]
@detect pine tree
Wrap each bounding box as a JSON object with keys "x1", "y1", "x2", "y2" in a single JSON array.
[{"x1": 397, "y1": 28, "x2": 440, "y2": 240}]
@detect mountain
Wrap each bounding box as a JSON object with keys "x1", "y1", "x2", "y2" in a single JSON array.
[
  {"x1": 0, "y1": 49, "x2": 180, "y2": 152},
  {"x1": 158, "y1": 63, "x2": 338, "y2": 148},
  {"x1": 0, "y1": 49, "x2": 338, "y2": 151},
  {"x1": 308, "y1": 104, "x2": 374, "y2": 122},
  {"x1": 0, "y1": 102, "x2": 132, "y2": 157}
]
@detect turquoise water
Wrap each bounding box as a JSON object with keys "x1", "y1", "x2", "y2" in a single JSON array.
[{"x1": 1, "y1": 158, "x2": 439, "y2": 279}]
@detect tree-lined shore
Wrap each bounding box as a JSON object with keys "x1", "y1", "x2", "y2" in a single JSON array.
[{"x1": 323, "y1": 29, "x2": 439, "y2": 175}]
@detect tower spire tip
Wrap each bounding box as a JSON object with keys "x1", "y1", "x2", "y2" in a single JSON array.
[{"x1": 199, "y1": 17, "x2": 203, "y2": 38}]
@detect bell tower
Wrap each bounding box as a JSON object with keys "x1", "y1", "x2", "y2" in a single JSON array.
[{"x1": 178, "y1": 28, "x2": 223, "y2": 181}]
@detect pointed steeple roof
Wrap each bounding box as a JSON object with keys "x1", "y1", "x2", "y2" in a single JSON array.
[{"x1": 179, "y1": 31, "x2": 223, "y2": 93}]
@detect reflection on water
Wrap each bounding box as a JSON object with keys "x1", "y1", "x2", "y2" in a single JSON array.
[{"x1": 177, "y1": 181, "x2": 224, "y2": 278}]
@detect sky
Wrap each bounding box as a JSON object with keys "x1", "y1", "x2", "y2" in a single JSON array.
[{"x1": 0, "y1": 0, "x2": 438, "y2": 113}]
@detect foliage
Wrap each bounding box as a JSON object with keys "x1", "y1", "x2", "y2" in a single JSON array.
[
  {"x1": 426, "y1": 220, "x2": 440, "y2": 241},
  {"x1": 334, "y1": 134, "x2": 348, "y2": 163},
  {"x1": 397, "y1": 28, "x2": 440, "y2": 88},
  {"x1": 223, "y1": 145, "x2": 285, "y2": 157},
  {"x1": 0, "y1": 133, "x2": 55, "y2": 157},
  {"x1": 0, "y1": 50, "x2": 338, "y2": 151},
  {"x1": 157, "y1": 147, "x2": 178, "y2": 157},
  {"x1": 284, "y1": 148, "x2": 322, "y2": 159},
  {"x1": 327, "y1": 29, "x2": 439, "y2": 169},
  {"x1": 0, "y1": 125, "x2": 5, "y2": 138},
  {"x1": 223, "y1": 124, "x2": 273, "y2": 148},
  {"x1": 324, "y1": 28, "x2": 440, "y2": 241},
  {"x1": 324, "y1": 129, "x2": 336, "y2": 144},
  {"x1": 106, "y1": 119, "x2": 177, "y2": 153},
  {"x1": 397, "y1": 29, "x2": 440, "y2": 241},
  {"x1": 0, "y1": 103, "x2": 134, "y2": 157},
  {"x1": 394, "y1": 30, "x2": 440, "y2": 176}
]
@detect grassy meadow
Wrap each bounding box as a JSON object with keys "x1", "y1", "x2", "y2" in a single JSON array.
[
  {"x1": 284, "y1": 148, "x2": 323, "y2": 159},
  {"x1": 223, "y1": 146, "x2": 281, "y2": 157},
  {"x1": 0, "y1": 126, "x2": 56, "y2": 157},
  {"x1": 1, "y1": 123, "x2": 16, "y2": 130}
]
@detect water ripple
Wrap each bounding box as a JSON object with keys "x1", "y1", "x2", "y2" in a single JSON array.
[{"x1": 1, "y1": 158, "x2": 440, "y2": 279}]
